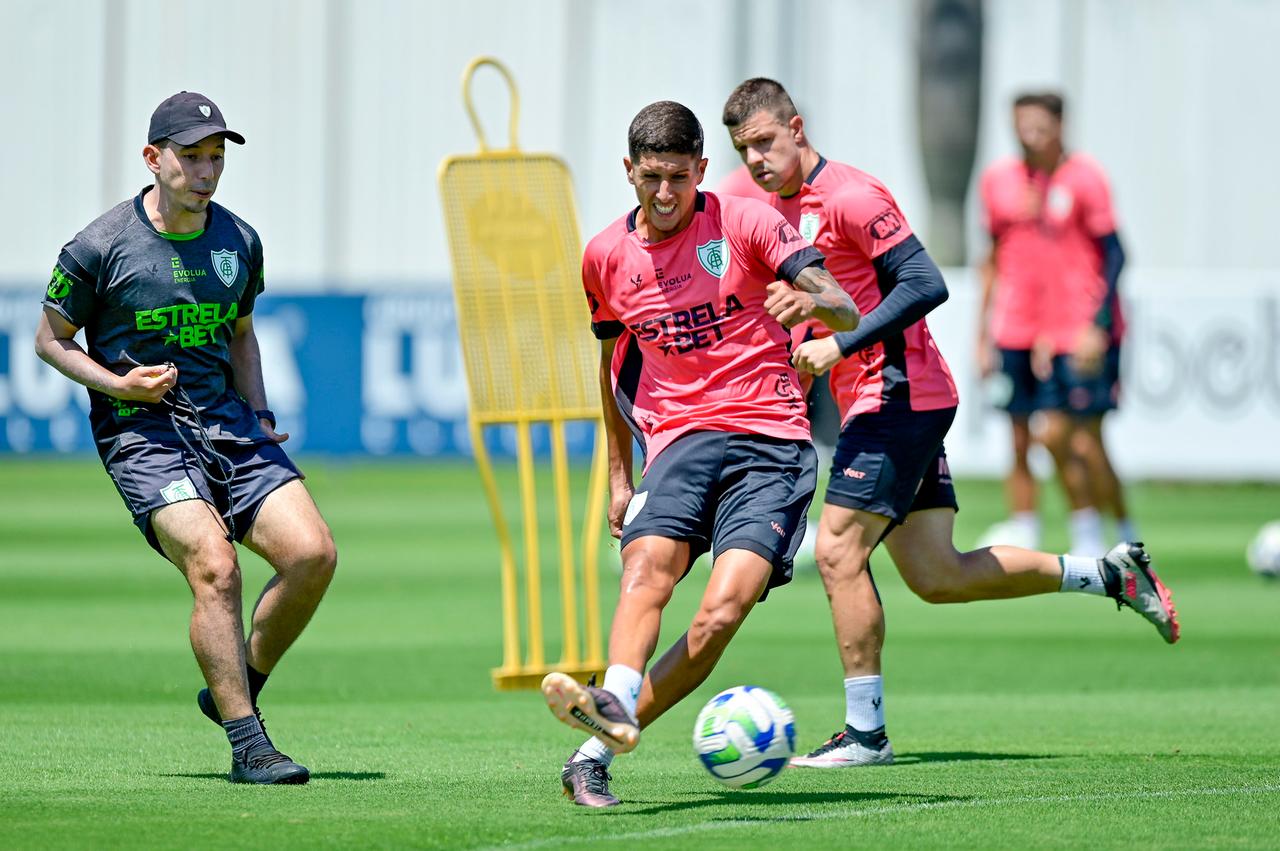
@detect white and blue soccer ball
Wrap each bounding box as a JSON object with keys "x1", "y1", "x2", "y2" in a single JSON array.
[
  {"x1": 692, "y1": 685, "x2": 796, "y2": 789},
  {"x1": 1246, "y1": 521, "x2": 1280, "y2": 579}
]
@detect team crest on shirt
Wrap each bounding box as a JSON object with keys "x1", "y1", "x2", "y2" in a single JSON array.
[
  {"x1": 211, "y1": 249, "x2": 239, "y2": 287},
  {"x1": 696, "y1": 238, "x2": 726, "y2": 278},
  {"x1": 799, "y1": 213, "x2": 820, "y2": 243},
  {"x1": 1047, "y1": 185, "x2": 1074, "y2": 218}
]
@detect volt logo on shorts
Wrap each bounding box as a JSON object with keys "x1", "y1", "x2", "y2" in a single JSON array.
[
  {"x1": 623, "y1": 491, "x2": 648, "y2": 527},
  {"x1": 770, "y1": 521, "x2": 786, "y2": 537},
  {"x1": 629, "y1": 295, "x2": 744, "y2": 356},
  {"x1": 843, "y1": 468, "x2": 867, "y2": 479}
]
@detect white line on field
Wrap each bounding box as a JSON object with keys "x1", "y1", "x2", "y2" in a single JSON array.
[{"x1": 478, "y1": 783, "x2": 1280, "y2": 850}]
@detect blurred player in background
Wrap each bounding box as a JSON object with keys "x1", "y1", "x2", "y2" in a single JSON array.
[
  {"x1": 540, "y1": 100, "x2": 857, "y2": 807},
  {"x1": 722, "y1": 77, "x2": 1177, "y2": 769},
  {"x1": 975, "y1": 91, "x2": 1134, "y2": 556},
  {"x1": 35, "y1": 92, "x2": 336, "y2": 784}
]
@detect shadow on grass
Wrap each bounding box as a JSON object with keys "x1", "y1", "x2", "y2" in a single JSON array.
[
  {"x1": 160, "y1": 771, "x2": 387, "y2": 782},
  {"x1": 625, "y1": 790, "x2": 952, "y2": 817},
  {"x1": 893, "y1": 751, "x2": 1058, "y2": 766}
]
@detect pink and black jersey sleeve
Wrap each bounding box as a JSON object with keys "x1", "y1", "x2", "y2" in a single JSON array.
[
  {"x1": 1074, "y1": 159, "x2": 1118, "y2": 237},
  {"x1": 828, "y1": 182, "x2": 914, "y2": 261},
  {"x1": 718, "y1": 195, "x2": 824, "y2": 284},
  {"x1": 581, "y1": 243, "x2": 624, "y2": 340}
]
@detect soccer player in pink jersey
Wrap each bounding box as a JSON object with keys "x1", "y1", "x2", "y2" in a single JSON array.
[
  {"x1": 722, "y1": 78, "x2": 1178, "y2": 769},
  {"x1": 976, "y1": 91, "x2": 1134, "y2": 556},
  {"x1": 540, "y1": 101, "x2": 857, "y2": 807}
]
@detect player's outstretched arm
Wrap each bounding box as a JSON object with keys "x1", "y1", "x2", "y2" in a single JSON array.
[
  {"x1": 597, "y1": 337, "x2": 634, "y2": 539},
  {"x1": 230, "y1": 315, "x2": 288, "y2": 442},
  {"x1": 793, "y1": 236, "x2": 948, "y2": 375},
  {"x1": 34, "y1": 306, "x2": 175, "y2": 402},
  {"x1": 766, "y1": 266, "x2": 858, "y2": 332}
]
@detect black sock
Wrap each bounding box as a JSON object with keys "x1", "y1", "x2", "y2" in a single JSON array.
[
  {"x1": 846, "y1": 724, "x2": 889, "y2": 749},
  {"x1": 224, "y1": 713, "x2": 270, "y2": 758},
  {"x1": 247, "y1": 665, "x2": 269, "y2": 705}
]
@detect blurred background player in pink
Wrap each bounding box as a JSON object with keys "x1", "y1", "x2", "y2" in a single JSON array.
[{"x1": 976, "y1": 92, "x2": 1134, "y2": 556}]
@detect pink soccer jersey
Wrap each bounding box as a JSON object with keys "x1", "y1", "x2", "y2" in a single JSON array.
[
  {"x1": 765, "y1": 159, "x2": 958, "y2": 421},
  {"x1": 582, "y1": 191, "x2": 821, "y2": 468},
  {"x1": 981, "y1": 153, "x2": 1125, "y2": 353}
]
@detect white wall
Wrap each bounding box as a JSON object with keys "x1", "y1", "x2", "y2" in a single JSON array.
[{"x1": 5, "y1": 0, "x2": 1276, "y2": 291}]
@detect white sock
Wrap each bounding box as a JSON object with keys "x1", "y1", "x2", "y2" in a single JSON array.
[
  {"x1": 602, "y1": 664, "x2": 642, "y2": 721},
  {"x1": 571, "y1": 737, "x2": 614, "y2": 766},
  {"x1": 1116, "y1": 517, "x2": 1138, "y2": 543},
  {"x1": 1012, "y1": 511, "x2": 1040, "y2": 534},
  {"x1": 1069, "y1": 508, "x2": 1105, "y2": 555},
  {"x1": 844, "y1": 675, "x2": 885, "y2": 731},
  {"x1": 1058, "y1": 554, "x2": 1107, "y2": 595}
]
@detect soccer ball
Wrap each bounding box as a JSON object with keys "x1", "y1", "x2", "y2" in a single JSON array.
[
  {"x1": 1246, "y1": 521, "x2": 1280, "y2": 579},
  {"x1": 692, "y1": 685, "x2": 795, "y2": 789}
]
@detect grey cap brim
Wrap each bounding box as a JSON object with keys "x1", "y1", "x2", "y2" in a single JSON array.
[{"x1": 164, "y1": 125, "x2": 246, "y2": 146}]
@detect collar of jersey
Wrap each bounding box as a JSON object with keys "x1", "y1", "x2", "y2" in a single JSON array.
[
  {"x1": 626, "y1": 191, "x2": 708, "y2": 235},
  {"x1": 133, "y1": 186, "x2": 210, "y2": 241}
]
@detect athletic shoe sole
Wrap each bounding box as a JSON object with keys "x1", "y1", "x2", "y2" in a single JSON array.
[
  {"x1": 540, "y1": 672, "x2": 639, "y2": 754},
  {"x1": 1109, "y1": 543, "x2": 1181, "y2": 644},
  {"x1": 1127, "y1": 561, "x2": 1181, "y2": 644}
]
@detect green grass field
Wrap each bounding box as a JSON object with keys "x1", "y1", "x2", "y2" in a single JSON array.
[{"x1": 1, "y1": 457, "x2": 1278, "y2": 849}]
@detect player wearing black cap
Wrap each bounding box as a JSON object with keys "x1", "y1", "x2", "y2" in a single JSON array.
[{"x1": 35, "y1": 92, "x2": 337, "y2": 784}]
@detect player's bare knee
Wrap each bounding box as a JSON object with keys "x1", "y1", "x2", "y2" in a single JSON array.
[
  {"x1": 902, "y1": 568, "x2": 966, "y2": 604},
  {"x1": 302, "y1": 527, "x2": 338, "y2": 586},
  {"x1": 814, "y1": 538, "x2": 869, "y2": 585},
  {"x1": 187, "y1": 549, "x2": 241, "y2": 599},
  {"x1": 619, "y1": 550, "x2": 677, "y2": 604},
  {"x1": 690, "y1": 597, "x2": 748, "y2": 646}
]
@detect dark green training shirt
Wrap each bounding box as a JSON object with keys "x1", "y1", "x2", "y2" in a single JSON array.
[{"x1": 43, "y1": 186, "x2": 268, "y2": 454}]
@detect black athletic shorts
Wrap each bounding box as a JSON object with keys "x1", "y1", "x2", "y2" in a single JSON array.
[
  {"x1": 1040, "y1": 347, "x2": 1121, "y2": 416},
  {"x1": 620, "y1": 430, "x2": 818, "y2": 598},
  {"x1": 101, "y1": 434, "x2": 302, "y2": 558},
  {"x1": 825, "y1": 406, "x2": 958, "y2": 525},
  {"x1": 996, "y1": 347, "x2": 1121, "y2": 416}
]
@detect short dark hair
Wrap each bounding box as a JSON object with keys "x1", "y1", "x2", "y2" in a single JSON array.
[
  {"x1": 628, "y1": 101, "x2": 704, "y2": 161},
  {"x1": 1013, "y1": 91, "x2": 1064, "y2": 120},
  {"x1": 722, "y1": 77, "x2": 799, "y2": 127}
]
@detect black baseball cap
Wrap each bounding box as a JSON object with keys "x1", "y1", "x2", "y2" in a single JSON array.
[{"x1": 147, "y1": 91, "x2": 245, "y2": 146}]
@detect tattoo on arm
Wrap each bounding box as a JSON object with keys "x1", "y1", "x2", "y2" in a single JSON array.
[{"x1": 793, "y1": 266, "x2": 859, "y2": 331}]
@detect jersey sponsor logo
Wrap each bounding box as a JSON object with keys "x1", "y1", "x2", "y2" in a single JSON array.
[
  {"x1": 628, "y1": 295, "x2": 744, "y2": 356},
  {"x1": 696, "y1": 238, "x2": 727, "y2": 278},
  {"x1": 170, "y1": 255, "x2": 207, "y2": 283},
  {"x1": 629, "y1": 272, "x2": 644, "y2": 289},
  {"x1": 656, "y1": 267, "x2": 692, "y2": 294},
  {"x1": 135, "y1": 301, "x2": 239, "y2": 348},
  {"x1": 775, "y1": 221, "x2": 803, "y2": 244},
  {"x1": 109, "y1": 397, "x2": 143, "y2": 418},
  {"x1": 867, "y1": 209, "x2": 903, "y2": 241},
  {"x1": 774, "y1": 372, "x2": 802, "y2": 409},
  {"x1": 47, "y1": 267, "x2": 73, "y2": 300},
  {"x1": 159, "y1": 476, "x2": 199, "y2": 504},
  {"x1": 211, "y1": 249, "x2": 239, "y2": 287},
  {"x1": 799, "y1": 213, "x2": 820, "y2": 244}
]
